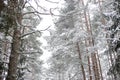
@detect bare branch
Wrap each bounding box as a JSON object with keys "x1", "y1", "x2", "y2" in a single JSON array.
[
  {"x1": 22, "y1": 10, "x2": 64, "y2": 17},
  {"x1": 38, "y1": 26, "x2": 51, "y2": 31},
  {"x1": 21, "y1": 26, "x2": 51, "y2": 38},
  {"x1": 21, "y1": 30, "x2": 41, "y2": 38},
  {"x1": 23, "y1": 3, "x2": 63, "y2": 17},
  {"x1": 34, "y1": 0, "x2": 47, "y2": 11},
  {"x1": 19, "y1": 51, "x2": 42, "y2": 54}
]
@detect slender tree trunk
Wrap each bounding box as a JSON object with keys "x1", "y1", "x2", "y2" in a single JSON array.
[
  {"x1": 96, "y1": 52, "x2": 103, "y2": 80},
  {"x1": 91, "y1": 54, "x2": 96, "y2": 80},
  {"x1": 87, "y1": 3, "x2": 104, "y2": 79},
  {"x1": 91, "y1": 53, "x2": 100, "y2": 80},
  {"x1": 84, "y1": 39, "x2": 93, "y2": 80},
  {"x1": 87, "y1": 56, "x2": 92, "y2": 80},
  {"x1": 76, "y1": 42, "x2": 86, "y2": 80},
  {"x1": 95, "y1": 53, "x2": 100, "y2": 80},
  {"x1": 80, "y1": 0, "x2": 94, "y2": 79},
  {"x1": 88, "y1": 10, "x2": 102, "y2": 80},
  {"x1": 79, "y1": 8, "x2": 91, "y2": 80}
]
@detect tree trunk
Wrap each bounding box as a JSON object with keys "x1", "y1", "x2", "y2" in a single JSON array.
[
  {"x1": 76, "y1": 42, "x2": 86, "y2": 80},
  {"x1": 96, "y1": 52, "x2": 103, "y2": 80},
  {"x1": 87, "y1": 56, "x2": 92, "y2": 80},
  {"x1": 91, "y1": 54, "x2": 97, "y2": 80},
  {"x1": 85, "y1": 39, "x2": 93, "y2": 80},
  {"x1": 87, "y1": 5, "x2": 102, "y2": 80},
  {"x1": 94, "y1": 53, "x2": 100, "y2": 80},
  {"x1": 6, "y1": 29, "x2": 21, "y2": 80},
  {"x1": 6, "y1": 0, "x2": 22, "y2": 80}
]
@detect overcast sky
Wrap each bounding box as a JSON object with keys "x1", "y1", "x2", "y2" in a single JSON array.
[{"x1": 33, "y1": 0, "x2": 65, "y2": 68}]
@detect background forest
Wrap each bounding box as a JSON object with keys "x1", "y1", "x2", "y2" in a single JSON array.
[{"x1": 0, "y1": 0, "x2": 120, "y2": 80}]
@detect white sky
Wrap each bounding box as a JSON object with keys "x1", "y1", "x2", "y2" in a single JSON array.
[{"x1": 34, "y1": 0, "x2": 65, "y2": 68}]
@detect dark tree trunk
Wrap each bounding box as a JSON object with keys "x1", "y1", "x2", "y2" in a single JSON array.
[
  {"x1": 6, "y1": 0, "x2": 23, "y2": 80},
  {"x1": 6, "y1": 29, "x2": 21, "y2": 80}
]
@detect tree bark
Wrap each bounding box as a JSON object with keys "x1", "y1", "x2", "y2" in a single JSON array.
[
  {"x1": 96, "y1": 52, "x2": 103, "y2": 80},
  {"x1": 6, "y1": 29, "x2": 21, "y2": 80},
  {"x1": 87, "y1": 56, "x2": 92, "y2": 80},
  {"x1": 76, "y1": 42, "x2": 86, "y2": 80},
  {"x1": 6, "y1": 0, "x2": 22, "y2": 80},
  {"x1": 87, "y1": 4, "x2": 102, "y2": 80}
]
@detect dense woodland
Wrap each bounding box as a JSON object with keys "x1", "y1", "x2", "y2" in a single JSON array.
[{"x1": 0, "y1": 0, "x2": 120, "y2": 80}]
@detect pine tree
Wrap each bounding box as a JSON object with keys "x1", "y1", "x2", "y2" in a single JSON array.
[{"x1": 0, "y1": 0, "x2": 43, "y2": 80}]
